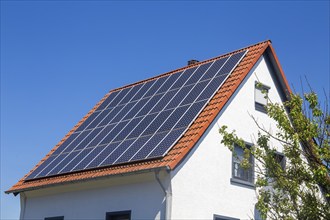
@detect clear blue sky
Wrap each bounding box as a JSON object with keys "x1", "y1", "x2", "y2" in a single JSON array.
[{"x1": 1, "y1": 1, "x2": 329, "y2": 219}]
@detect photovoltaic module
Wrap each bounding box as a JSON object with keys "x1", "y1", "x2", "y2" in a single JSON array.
[{"x1": 26, "y1": 50, "x2": 247, "y2": 180}]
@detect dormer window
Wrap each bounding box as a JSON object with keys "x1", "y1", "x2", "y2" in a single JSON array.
[{"x1": 255, "y1": 82, "x2": 270, "y2": 113}]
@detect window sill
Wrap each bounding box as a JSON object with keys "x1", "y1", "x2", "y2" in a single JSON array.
[{"x1": 230, "y1": 178, "x2": 255, "y2": 189}]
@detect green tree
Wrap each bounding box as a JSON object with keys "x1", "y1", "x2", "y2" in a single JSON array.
[{"x1": 219, "y1": 88, "x2": 330, "y2": 219}]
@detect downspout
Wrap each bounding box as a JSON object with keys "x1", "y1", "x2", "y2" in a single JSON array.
[
  {"x1": 155, "y1": 169, "x2": 172, "y2": 220},
  {"x1": 19, "y1": 192, "x2": 27, "y2": 220}
]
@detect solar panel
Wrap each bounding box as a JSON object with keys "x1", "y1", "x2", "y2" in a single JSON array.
[{"x1": 26, "y1": 50, "x2": 247, "y2": 180}]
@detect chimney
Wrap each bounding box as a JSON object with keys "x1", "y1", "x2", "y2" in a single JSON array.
[{"x1": 187, "y1": 59, "x2": 199, "y2": 65}]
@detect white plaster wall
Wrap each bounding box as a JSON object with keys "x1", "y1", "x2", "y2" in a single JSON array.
[
  {"x1": 170, "y1": 55, "x2": 286, "y2": 220},
  {"x1": 21, "y1": 172, "x2": 168, "y2": 220}
]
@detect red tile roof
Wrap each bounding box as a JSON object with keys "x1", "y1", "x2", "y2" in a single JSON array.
[{"x1": 6, "y1": 40, "x2": 290, "y2": 194}]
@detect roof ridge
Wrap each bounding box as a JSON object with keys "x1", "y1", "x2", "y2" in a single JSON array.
[{"x1": 111, "y1": 40, "x2": 271, "y2": 93}]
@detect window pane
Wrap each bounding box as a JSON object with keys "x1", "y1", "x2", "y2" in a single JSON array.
[
  {"x1": 111, "y1": 215, "x2": 129, "y2": 220},
  {"x1": 255, "y1": 87, "x2": 268, "y2": 105},
  {"x1": 45, "y1": 217, "x2": 64, "y2": 220},
  {"x1": 232, "y1": 144, "x2": 254, "y2": 183},
  {"x1": 107, "y1": 211, "x2": 131, "y2": 220},
  {"x1": 275, "y1": 153, "x2": 286, "y2": 170}
]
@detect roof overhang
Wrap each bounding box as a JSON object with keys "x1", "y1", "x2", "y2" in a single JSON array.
[{"x1": 6, "y1": 166, "x2": 170, "y2": 195}]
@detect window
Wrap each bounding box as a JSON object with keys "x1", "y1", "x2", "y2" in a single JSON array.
[
  {"x1": 274, "y1": 152, "x2": 286, "y2": 170},
  {"x1": 266, "y1": 151, "x2": 286, "y2": 179},
  {"x1": 45, "y1": 217, "x2": 64, "y2": 220},
  {"x1": 231, "y1": 143, "x2": 254, "y2": 185},
  {"x1": 255, "y1": 82, "x2": 270, "y2": 112},
  {"x1": 106, "y1": 211, "x2": 131, "y2": 220},
  {"x1": 267, "y1": 151, "x2": 286, "y2": 179},
  {"x1": 214, "y1": 214, "x2": 239, "y2": 220}
]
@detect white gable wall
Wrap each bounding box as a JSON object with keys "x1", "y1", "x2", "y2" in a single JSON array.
[
  {"x1": 21, "y1": 171, "x2": 168, "y2": 220},
  {"x1": 170, "y1": 55, "x2": 286, "y2": 219}
]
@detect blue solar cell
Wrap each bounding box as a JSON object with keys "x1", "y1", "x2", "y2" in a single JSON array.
[
  {"x1": 197, "y1": 74, "x2": 227, "y2": 101},
  {"x1": 156, "y1": 71, "x2": 182, "y2": 94},
  {"x1": 113, "y1": 117, "x2": 141, "y2": 142},
  {"x1": 130, "y1": 81, "x2": 154, "y2": 101},
  {"x1": 185, "y1": 62, "x2": 212, "y2": 85},
  {"x1": 136, "y1": 93, "x2": 164, "y2": 117},
  {"x1": 142, "y1": 109, "x2": 173, "y2": 136},
  {"x1": 97, "y1": 105, "x2": 122, "y2": 127},
  {"x1": 74, "y1": 127, "x2": 103, "y2": 150},
  {"x1": 71, "y1": 146, "x2": 105, "y2": 171},
  {"x1": 60, "y1": 149, "x2": 91, "y2": 173},
  {"x1": 37, "y1": 153, "x2": 69, "y2": 178},
  {"x1": 170, "y1": 67, "x2": 197, "y2": 90},
  {"x1": 127, "y1": 112, "x2": 158, "y2": 139},
  {"x1": 144, "y1": 76, "x2": 168, "y2": 97},
  {"x1": 86, "y1": 108, "x2": 112, "y2": 130},
  {"x1": 148, "y1": 128, "x2": 185, "y2": 158},
  {"x1": 180, "y1": 80, "x2": 209, "y2": 106},
  {"x1": 157, "y1": 105, "x2": 189, "y2": 133},
  {"x1": 26, "y1": 155, "x2": 58, "y2": 179},
  {"x1": 217, "y1": 52, "x2": 245, "y2": 76},
  {"x1": 150, "y1": 89, "x2": 179, "y2": 113},
  {"x1": 115, "y1": 135, "x2": 151, "y2": 164},
  {"x1": 86, "y1": 143, "x2": 118, "y2": 168},
  {"x1": 200, "y1": 57, "x2": 229, "y2": 81},
  {"x1": 47, "y1": 150, "x2": 81, "y2": 176},
  {"x1": 122, "y1": 97, "x2": 149, "y2": 120},
  {"x1": 119, "y1": 83, "x2": 143, "y2": 105},
  {"x1": 130, "y1": 132, "x2": 168, "y2": 161},
  {"x1": 111, "y1": 101, "x2": 138, "y2": 123},
  {"x1": 85, "y1": 124, "x2": 116, "y2": 148},
  {"x1": 99, "y1": 121, "x2": 129, "y2": 146},
  {"x1": 63, "y1": 130, "x2": 92, "y2": 153},
  {"x1": 100, "y1": 139, "x2": 136, "y2": 166},
  {"x1": 52, "y1": 132, "x2": 80, "y2": 155},
  {"x1": 96, "y1": 91, "x2": 120, "y2": 111},
  {"x1": 165, "y1": 84, "x2": 194, "y2": 110},
  {"x1": 75, "y1": 111, "x2": 102, "y2": 132},
  {"x1": 174, "y1": 100, "x2": 207, "y2": 129},
  {"x1": 107, "y1": 87, "x2": 132, "y2": 108}
]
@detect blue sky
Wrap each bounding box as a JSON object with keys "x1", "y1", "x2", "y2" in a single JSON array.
[{"x1": 1, "y1": 1, "x2": 329, "y2": 219}]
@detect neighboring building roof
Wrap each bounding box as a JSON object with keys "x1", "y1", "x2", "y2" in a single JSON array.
[{"x1": 6, "y1": 40, "x2": 290, "y2": 194}]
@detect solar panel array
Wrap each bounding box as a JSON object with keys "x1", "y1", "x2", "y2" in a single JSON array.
[{"x1": 26, "y1": 50, "x2": 247, "y2": 180}]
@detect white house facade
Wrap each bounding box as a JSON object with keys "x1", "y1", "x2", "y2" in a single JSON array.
[
  {"x1": 7, "y1": 41, "x2": 291, "y2": 220},
  {"x1": 170, "y1": 55, "x2": 287, "y2": 220}
]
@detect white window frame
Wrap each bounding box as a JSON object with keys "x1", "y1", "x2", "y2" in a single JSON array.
[{"x1": 255, "y1": 81, "x2": 270, "y2": 113}]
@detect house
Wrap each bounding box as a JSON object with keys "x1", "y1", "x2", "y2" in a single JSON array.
[{"x1": 6, "y1": 40, "x2": 291, "y2": 220}]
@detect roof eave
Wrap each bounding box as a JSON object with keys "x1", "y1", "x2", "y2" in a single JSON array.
[{"x1": 5, "y1": 166, "x2": 170, "y2": 195}]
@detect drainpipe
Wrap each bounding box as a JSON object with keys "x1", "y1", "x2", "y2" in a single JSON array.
[
  {"x1": 155, "y1": 169, "x2": 172, "y2": 220},
  {"x1": 19, "y1": 192, "x2": 27, "y2": 220}
]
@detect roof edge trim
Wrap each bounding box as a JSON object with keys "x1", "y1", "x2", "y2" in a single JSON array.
[
  {"x1": 266, "y1": 44, "x2": 292, "y2": 94},
  {"x1": 5, "y1": 166, "x2": 170, "y2": 194}
]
